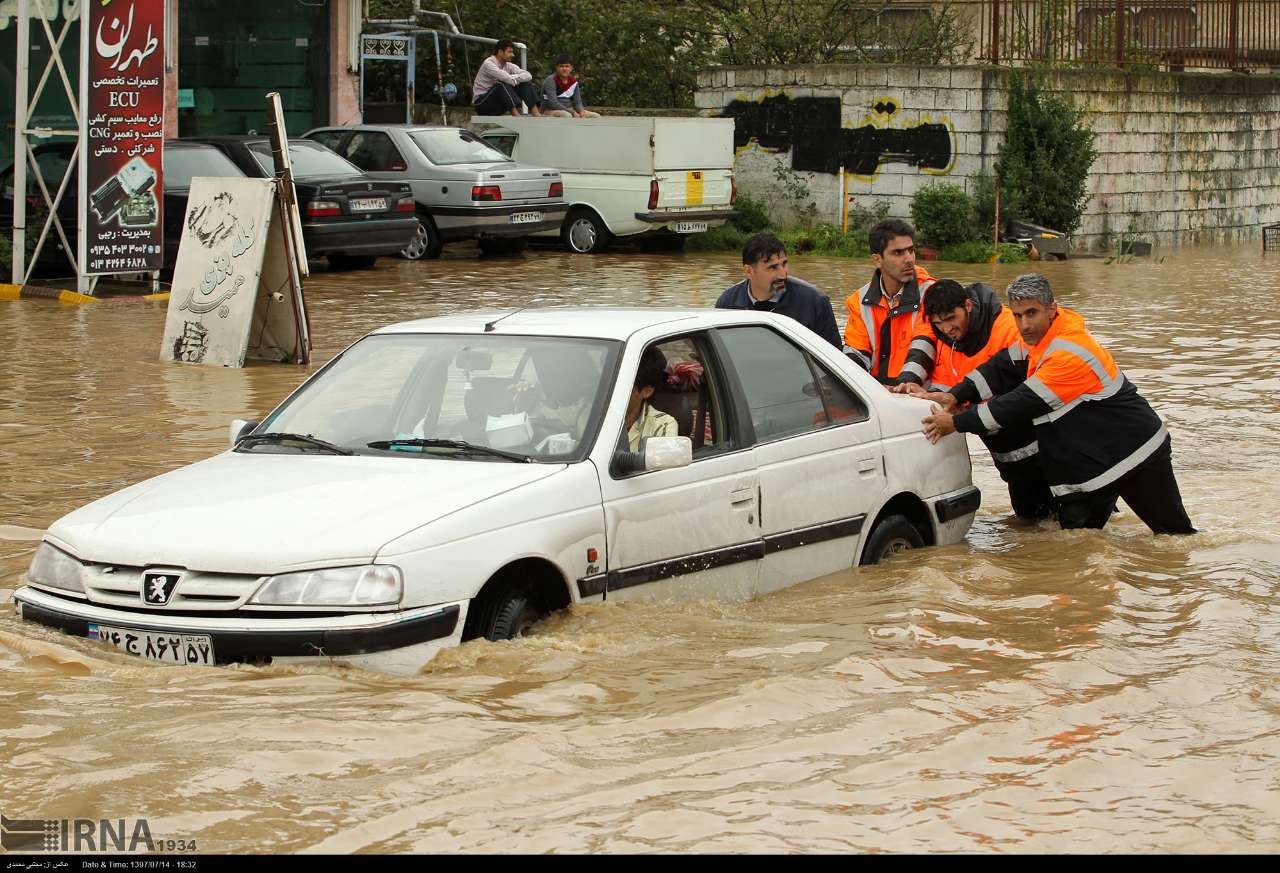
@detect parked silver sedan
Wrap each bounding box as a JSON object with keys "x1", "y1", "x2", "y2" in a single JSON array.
[{"x1": 304, "y1": 124, "x2": 568, "y2": 259}]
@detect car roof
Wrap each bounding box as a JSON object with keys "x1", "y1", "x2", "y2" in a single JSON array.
[
  {"x1": 311, "y1": 124, "x2": 468, "y2": 134},
  {"x1": 371, "y1": 306, "x2": 791, "y2": 342}
]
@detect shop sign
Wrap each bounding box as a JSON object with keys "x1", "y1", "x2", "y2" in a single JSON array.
[{"x1": 79, "y1": 0, "x2": 165, "y2": 275}]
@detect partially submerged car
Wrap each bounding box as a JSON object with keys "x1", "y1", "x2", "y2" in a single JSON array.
[
  {"x1": 13, "y1": 308, "x2": 979, "y2": 675},
  {"x1": 304, "y1": 124, "x2": 567, "y2": 259},
  {"x1": 185, "y1": 136, "x2": 419, "y2": 270}
]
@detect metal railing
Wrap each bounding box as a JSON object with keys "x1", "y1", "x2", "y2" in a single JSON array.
[{"x1": 974, "y1": 0, "x2": 1280, "y2": 70}]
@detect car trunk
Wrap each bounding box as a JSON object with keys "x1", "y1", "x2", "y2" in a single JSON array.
[
  {"x1": 457, "y1": 163, "x2": 560, "y2": 204},
  {"x1": 300, "y1": 175, "x2": 409, "y2": 219}
]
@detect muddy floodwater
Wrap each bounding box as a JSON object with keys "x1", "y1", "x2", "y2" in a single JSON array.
[{"x1": 3, "y1": 243, "x2": 1280, "y2": 853}]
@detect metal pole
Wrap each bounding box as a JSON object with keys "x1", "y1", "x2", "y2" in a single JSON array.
[
  {"x1": 1228, "y1": 0, "x2": 1240, "y2": 69},
  {"x1": 13, "y1": 0, "x2": 29, "y2": 284},
  {"x1": 1115, "y1": 0, "x2": 1126, "y2": 67},
  {"x1": 990, "y1": 0, "x2": 1000, "y2": 65}
]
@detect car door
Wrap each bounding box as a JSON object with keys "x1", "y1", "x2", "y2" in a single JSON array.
[
  {"x1": 596, "y1": 331, "x2": 762, "y2": 604},
  {"x1": 715, "y1": 325, "x2": 885, "y2": 596}
]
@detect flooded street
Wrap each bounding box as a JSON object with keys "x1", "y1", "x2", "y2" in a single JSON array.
[{"x1": 2, "y1": 243, "x2": 1279, "y2": 853}]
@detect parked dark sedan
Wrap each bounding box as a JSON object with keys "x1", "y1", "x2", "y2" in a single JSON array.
[
  {"x1": 3, "y1": 138, "x2": 417, "y2": 277},
  {"x1": 186, "y1": 136, "x2": 419, "y2": 269}
]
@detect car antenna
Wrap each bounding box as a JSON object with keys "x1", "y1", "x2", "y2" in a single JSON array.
[{"x1": 484, "y1": 306, "x2": 527, "y2": 332}]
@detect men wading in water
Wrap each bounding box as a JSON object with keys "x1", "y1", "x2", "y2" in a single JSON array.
[
  {"x1": 919, "y1": 273, "x2": 1195, "y2": 534},
  {"x1": 896, "y1": 278, "x2": 1054, "y2": 521}
]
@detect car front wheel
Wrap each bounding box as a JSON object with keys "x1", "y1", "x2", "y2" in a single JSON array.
[
  {"x1": 561, "y1": 208, "x2": 610, "y2": 254},
  {"x1": 400, "y1": 216, "x2": 443, "y2": 260},
  {"x1": 484, "y1": 588, "x2": 544, "y2": 641},
  {"x1": 859, "y1": 514, "x2": 924, "y2": 565}
]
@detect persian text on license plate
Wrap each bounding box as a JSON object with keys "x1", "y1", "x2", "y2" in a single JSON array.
[
  {"x1": 509, "y1": 211, "x2": 542, "y2": 224},
  {"x1": 674, "y1": 221, "x2": 708, "y2": 234},
  {"x1": 88, "y1": 623, "x2": 215, "y2": 665},
  {"x1": 350, "y1": 197, "x2": 387, "y2": 212}
]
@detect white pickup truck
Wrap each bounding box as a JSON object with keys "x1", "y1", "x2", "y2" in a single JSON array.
[{"x1": 475, "y1": 116, "x2": 737, "y2": 253}]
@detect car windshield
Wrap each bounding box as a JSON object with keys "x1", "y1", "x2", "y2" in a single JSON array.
[
  {"x1": 249, "y1": 141, "x2": 363, "y2": 178},
  {"x1": 164, "y1": 146, "x2": 245, "y2": 189},
  {"x1": 409, "y1": 129, "x2": 511, "y2": 165},
  {"x1": 255, "y1": 333, "x2": 620, "y2": 462}
]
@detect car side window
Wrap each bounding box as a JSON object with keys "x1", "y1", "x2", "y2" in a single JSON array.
[
  {"x1": 716, "y1": 326, "x2": 830, "y2": 443},
  {"x1": 309, "y1": 130, "x2": 348, "y2": 153},
  {"x1": 620, "y1": 333, "x2": 732, "y2": 463},
  {"x1": 811, "y1": 359, "x2": 870, "y2": 426},
  {"x1": 482, "y1": 134, "x2": 516, "y2": 158},
  {"x1": 343, "y1": 132, "x2": 407, "y2": 172}
]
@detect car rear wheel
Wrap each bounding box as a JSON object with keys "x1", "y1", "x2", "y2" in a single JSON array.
[
  {"x1": 484, "y1": 588, "x2": 544, "y2": 641},
  {"x1": 859, "y1": 514, "x2": 925, "y2": 565},
  {"x1": 562, "y1": 208, "x2": 610, "y2": 254},
  {"x1": 400, "y1": 217, "x2": 443, "y2": 260},
  {"x1": 327, "y1": 255, "x2": 377, "y2": 270}
]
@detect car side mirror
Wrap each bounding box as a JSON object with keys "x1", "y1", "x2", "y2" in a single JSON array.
[
  {"x1": 229, "y1": 419, "x2": 258, "y2": 448},
  {"x1": 611, "y1": 436, "x2": 692, "y2": 477}
]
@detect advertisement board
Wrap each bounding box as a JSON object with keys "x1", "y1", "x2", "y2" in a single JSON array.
[{"x1": 79, "y1": 0, "x2": 165, "y2": 275}]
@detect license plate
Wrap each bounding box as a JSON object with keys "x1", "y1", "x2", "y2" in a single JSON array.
[
  {"x1": 88, "y1": 623, "x2": 215, "y2": 666},
  {"x1": 674, "y1": 221, "x2": 708, "y2": 234},
  {"x1": 509, "y1": 211, "x2": 542, "y2": 224},
  {"x1": 350, "y1": 197, "x2": 387, "y2": 212}
]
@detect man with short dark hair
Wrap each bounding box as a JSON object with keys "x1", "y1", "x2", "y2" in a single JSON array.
[
  {"x1": 921, "y1": 273, "x2": 1195, "y2": 534},
  {"x1": 540, "y1": 55, "x2": 601, "y2": 118},
  {"x1": 901, "y1": 278, "x2": 1052, "y2": 520},
  {"x1": 715, "y1": 232, "x2": 842, "y2": 349},
  {"x1": 843, "y1": 218, "x2": 936, "y2": 384},
  {"x1": 472, "y1": 39, "x2": 541, "y2": 117}
]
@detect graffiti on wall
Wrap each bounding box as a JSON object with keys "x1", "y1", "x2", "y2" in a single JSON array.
[{"x1": 720, "y1": 93, "x2": 954, "y2": 180}]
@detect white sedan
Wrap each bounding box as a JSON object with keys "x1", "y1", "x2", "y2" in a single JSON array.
[{"x1": 12, "y1": 308, "x2": 979, "y2": 675}]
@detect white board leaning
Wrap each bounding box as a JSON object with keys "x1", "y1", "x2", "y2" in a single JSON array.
[{"x1": 160, "y1": 176, "x2": 310, "y2": 367}]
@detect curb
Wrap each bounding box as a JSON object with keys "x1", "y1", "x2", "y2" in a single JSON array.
[{"x1": 0, "y1": 283, "x2": 170, "y2": 304}]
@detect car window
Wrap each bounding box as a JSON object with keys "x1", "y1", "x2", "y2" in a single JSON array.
[
  {"x1": 409, "y1": 129, "x2": 511, "y2": 165},
  {"x1": 617, "y1": 334, "x2": 731, "y2": 465},
  {"x1": 343, "y1": 131, "x2": 408, "y2": 172},
  {"x1": 163, "y1": 146, "x2": 245, "y2": 190},
  {"x1": 716, "y1": 326, "x2": 829, "y2": 443},
  {"x1": 308, "y1": 130, "x2": 348, "y2": 153},
  {"x1": 481, "y1": 134, "x2": 517, "y2": 158},
  {"x1": 249, "y1": 141, "x2": 363, "y2": 178},
  {"x1": 810, "y1": 359, "x2": 870, "y2": 425},
  {"x1": 257, "y1": 333, "x2": 620, "y2": 462}
]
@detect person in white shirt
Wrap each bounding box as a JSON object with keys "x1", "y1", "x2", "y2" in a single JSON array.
[
  {"x1": 627, "y1": 347, "x2": 678, "y2": 451},
  {"x1": 472, "y1": 39, "x2": 541, "y2": 117}
]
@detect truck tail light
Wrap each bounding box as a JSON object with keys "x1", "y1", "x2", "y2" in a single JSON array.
[
  {"x1": 548, "y1": 181, "x2": 563, "y2": 198},
  {"x1": 730, "y1": 176, "x2": 737, "y2": 205},
  {"x1": 648, "y1": 179, "x2": 659, "y2": 211},
  {"x1": 471, "y1": 185, "x2": 502, "y2": 202},
  {"x1": 306, "y1": 200, "x2": 341, "y2": 217}
]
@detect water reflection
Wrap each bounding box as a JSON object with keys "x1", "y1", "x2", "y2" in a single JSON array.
[{"x1": 1, "y1": 243, "x2": 1279, "y2": 852}]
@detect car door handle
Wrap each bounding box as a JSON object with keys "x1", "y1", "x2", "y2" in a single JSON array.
[
  {"x1": 857, "y1": 457, "x2": 879, "y2": 477},
  {"x1": 729, "y1": 488, "x2": 755, "y2": 506}
]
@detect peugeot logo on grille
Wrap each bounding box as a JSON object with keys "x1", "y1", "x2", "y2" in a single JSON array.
[{"x1": 141, "y1": 571, "x2": 182, "y2": 605}]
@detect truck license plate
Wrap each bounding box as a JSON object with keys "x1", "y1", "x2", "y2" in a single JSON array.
[
  {"x1": 674, "y1": 221, "x2": 708, "y2": 234},
  {"x1": 509, "y1": 211, "x2": 542, "y2": 224},
  {"x1": 350, "y1": 197, "x2": 387, "y2": 212},
  {"x1": 88, "y1": 623, "x2": 215, "y2": 665}
]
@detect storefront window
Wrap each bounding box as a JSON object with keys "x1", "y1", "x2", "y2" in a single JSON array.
[{"x1": 178, "y1": 0, "x2": 330, "y2": 138}]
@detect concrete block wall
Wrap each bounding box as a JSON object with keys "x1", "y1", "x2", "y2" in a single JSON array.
[{"x1": 696, "y1": 64, "x2": 1280, "y2": 251}]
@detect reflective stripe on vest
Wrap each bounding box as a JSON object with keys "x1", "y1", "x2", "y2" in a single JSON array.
[
  {"x1": 991, "y1": 440, "x2": 1040, "y2": 463},
  {"x1": 1029, "y1": 337, "x2": 1126, "y2": 425},
  {"x1": 1050, "y1": 424, "x2": 1168, "y2": 497}
]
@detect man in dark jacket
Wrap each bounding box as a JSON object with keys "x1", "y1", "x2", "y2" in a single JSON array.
[{"x1": 715, "y1": 233, "x2": 842, "y2": 349}]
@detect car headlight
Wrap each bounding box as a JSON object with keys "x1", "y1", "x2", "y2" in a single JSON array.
[
  {"x1": 250, "y1": 565, "x2": 403, "y2": 606},
  {"x1": 27, "y1": 542, "x2": 86, "y2": 594}
]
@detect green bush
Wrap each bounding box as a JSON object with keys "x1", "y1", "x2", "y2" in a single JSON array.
[
  {"x1": 972, "y1": 172, "x2": 998, "y2": 239},
  {"x1": 910, "y1": 183, "x2": 976, "y2": 249},
  {"x1": 685, "y1": 224, "x2": 749, "y2": 252},
  {"x1": 939, "y1": 241, "x2": 1030, "y2": 264},
  {"x1": 0, "y1": 233, "x2": 11, "y2": 279},
  {"x1": 995, "y1": 72, "x2": 1099, "y2": 235},
  {"x1": 779, "y1": 224, "x2": 870, "y2": 258},
  {"x1": 846, "y1": 198, "x2": 890, "y2": 233},
  {"x1": 730, "y1": 193, "x2": 771, "y2": 234}
]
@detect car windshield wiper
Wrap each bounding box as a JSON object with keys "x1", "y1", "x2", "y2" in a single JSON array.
[
  {"x1": 238, "y1": 432, "x2": 354, "y2": 455},
  {"x1": 366, "y1": 438, "x2": 531, "y2": 463}
]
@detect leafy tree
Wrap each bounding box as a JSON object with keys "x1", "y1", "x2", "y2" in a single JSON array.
[
  {"x1": 995, "y1": 72, "x2": 1098, "y2": 235},
  {"x1": 910, "y1": 182, "x2": 975, "y2": 249}
]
